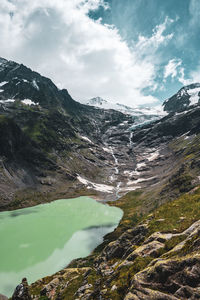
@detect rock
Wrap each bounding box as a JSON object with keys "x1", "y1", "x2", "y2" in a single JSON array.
[
  {"x1": 75, "y1": 284, "x2": 93, "y2": 298},
  {"x1": 100, "y1": 224, "x2": 148, "y2": 261},
  {"x1": 129, "y1": 254, "x2": 200, "y2": 298},
  {"x1": 144, "y1": 232, "x2": 172, "y2": 244},
  {"x1": 174, "y1": 286, "x2": 195, "y2": 298},
  {"x1": 125, "y1": 288, "x2": 179, "y2": 299},
  {"x1": 127, "y1": 241, "x2": 164, "y2": 260},
  {"x1": 0, "y1": 294, "x2": 8, "y2": 300},
  {"x1": 111, "y1": 284, "x2": 117, "y2": 291}
]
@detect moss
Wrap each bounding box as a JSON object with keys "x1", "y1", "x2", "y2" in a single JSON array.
[
  {"x1": 38, "y1": 297, "x2": 49, "y2": 300},
  {"x1": 0, "y1": 115, "x2": 8, "y2": 123},
  {"x1": 174, "y1": 233, "x2": 199, "y2": 257},
  {"x1": 164, "y1": 235, "x2": 186, "y2": 252},
  {"x1": 61, "y1": 274, "x2": 84, "y2": 300},
  {"x1": 105, "y1": 256, "x2": 153, "y2": 299},
  {"x1": 109, "y1": 191, "x2": 144, "y2": 235},
  {"x1": 148, "y1": 186, "x2": 200, "y2": 234}
]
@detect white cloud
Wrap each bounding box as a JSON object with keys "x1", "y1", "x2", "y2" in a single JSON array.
[
  {"x1": 0, "y1": 0, "x2": 174, "y2": 106},
  {"x1": 137, "y1": 17, "x2": 174, "y2": 56},
  {"x1": 189, "y1": 0, "x2": 200, "y2": 27},
  {"x1": 164, "y1": 57, "x2": 200, "y2": 86},
  {"x1": 164, "y1": 58, "x2": 182, "y2": 80},
  {"x1": 188, "y1": 66, "x2": 200, "y2": 83}
]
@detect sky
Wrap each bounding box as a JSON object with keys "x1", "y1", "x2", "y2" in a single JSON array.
[{"x1": 0, "y1": 0, "x2": 200, "y2": 107}]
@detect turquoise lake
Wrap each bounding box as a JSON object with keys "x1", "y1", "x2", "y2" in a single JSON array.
[{"x1": 0, "y1": 196, "x2": 123, "y2": 297}]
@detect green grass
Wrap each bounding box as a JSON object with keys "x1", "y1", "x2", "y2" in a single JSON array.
[{"x1": 147, "y1": 187, "x2": 200, "y2": 234}]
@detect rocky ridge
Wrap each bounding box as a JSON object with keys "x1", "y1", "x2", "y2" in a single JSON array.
[{"x1": 163, "y1": 83, "x2": 200, "y2": 113}]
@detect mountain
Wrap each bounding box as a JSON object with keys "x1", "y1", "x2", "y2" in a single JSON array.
[
  {"x1": 80, "y1": 96, "x2": 166, "y2": 126},
  {"x1": 30, "y1": 101, "x2": 200, "y2": 300},
  {"x1": 0, "y1": 57, "x2": 135, "y2": 210},
  {"x1": 1, "y1": 58, "x2": 200, "y2": 299},
  {"x1": 163, "y1": 82, "x2": 200, "y2": 113},
  {"x1": 0, "y1": 57, "x2": 81, "y2": 112}
]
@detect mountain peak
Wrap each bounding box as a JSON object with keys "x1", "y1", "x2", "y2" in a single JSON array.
[
  {"x1": 87, "y1": 96, "x2": 108, "y2": 106},
  {"x1": 0, "y1": 57, "x2": 80, "y2": 112},
  {"x1": 163, "y1": 82, "x2": 200, "y2": 113},
  {"x1": 0, "y1": 57, "x2": 8, "y2": 64}
]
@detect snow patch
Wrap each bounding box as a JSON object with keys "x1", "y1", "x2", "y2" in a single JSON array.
[
  {"x1": 80, "y1": 136, "x2": 94, "y2": 144},
  {"x1": 103, "y1": 147, "x2": 112, "y2": 153},
  {"x1": 77, "y1": 175, "x2": 114, "y2": 193},
  {"x1": 136, "y1": 162, "x2": 146, "y2": 169},
  {"x1": 187, "y1": 87, "x2": 200, "y2": 105},
  {"x1": 121, "y1": 186, "x2": 141, "y2": 192},
  {"x1": 124, "y1": 170, "x2": 140, "y2": 176},
  {"x1": 146, "y1": 150, "x2": 160, "y2": 162},
  {"x1": 0, "y1": 99, "x2": 15, "y2": 103},
  {"x1": 32, "y1": 79, "x2": 39, "y2": 90},
  {"x1": 0, "y1": 81, "x2": 8, "y2": 87},
  {"x1": 127, "y1": 176, "x2": 156, "y2": 186},
  {"x1": 21, "y1": 99, "x2": 39, "y2": 106},
  {"x1": 0, "y1": 89, "x2": 4, "y2": 93}
]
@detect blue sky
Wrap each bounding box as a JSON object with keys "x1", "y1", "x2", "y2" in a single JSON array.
[
  {"x1": 0, "y1": 0, "x2": 199, "y2": 107},
  {"x1": 89, "y1": 0, "x2": 200, "y2": 103}
]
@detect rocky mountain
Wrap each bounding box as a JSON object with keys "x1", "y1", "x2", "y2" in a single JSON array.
[
  {"x1": 163, "y1": 82, "x2": 200, "y2": 113},
  {"x1": 30, "y1": 102, "x2": 200, "y2": 300},
  {"x1": 1, "y1": 58, "x2": 200, "y2": 299},
  {"x1": 80, "y1": 96, "x2": 165, "y2": 126},
  {"x1": 0, "y1": 57, "x2": 137, "y2": 210}
]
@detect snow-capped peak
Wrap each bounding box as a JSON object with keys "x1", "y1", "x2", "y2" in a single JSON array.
[
  {"x1": 88, "y1": 97, "x2": 107, "y2": 106},
  {"x1": 80, "y1": 96, "x2": 165, "y2": 117},
  {"x1": 163, "y1": 83, "x2": 200, "y2": 113}
]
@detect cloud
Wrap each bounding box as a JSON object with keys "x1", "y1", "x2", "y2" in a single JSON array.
[
  {"x1": 188, "y1": 66, "x2": 200, "y2": 83},
  {"x1": 0, "y1": 0, "x2": 174, "y2": 106},
  {"x1": 189, "y1": 0, "x2": 200, "y2": 27},
  {"x1": 164, "y1": 57, "x2": 200, "y2": 86},
  {"x1": 137, "y1": 17, "x2": 174, "y2": 57},
  {"x1": 164, "y1": 58, "x2": 182, "y2": 80}
]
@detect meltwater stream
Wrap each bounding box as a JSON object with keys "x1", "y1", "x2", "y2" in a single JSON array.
[{"x1": 0, "y1": 196, "x2": 123, "y2": 297}]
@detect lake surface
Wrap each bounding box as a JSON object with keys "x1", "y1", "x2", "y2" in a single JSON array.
[{"x1": 0, "y1": 196, "x2": 123, "y2": 297}]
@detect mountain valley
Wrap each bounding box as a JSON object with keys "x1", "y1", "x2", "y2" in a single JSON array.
[{"x1": 0, "y1": 58, "x2": 200, "y2": 299}]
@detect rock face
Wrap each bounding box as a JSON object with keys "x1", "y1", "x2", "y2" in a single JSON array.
[
  {"x1": 163, "y1": 82, "x2": 200, "y2": 113},
  {"x1": 0, "y1": 57, "x2": 136, "y2": 209}
]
